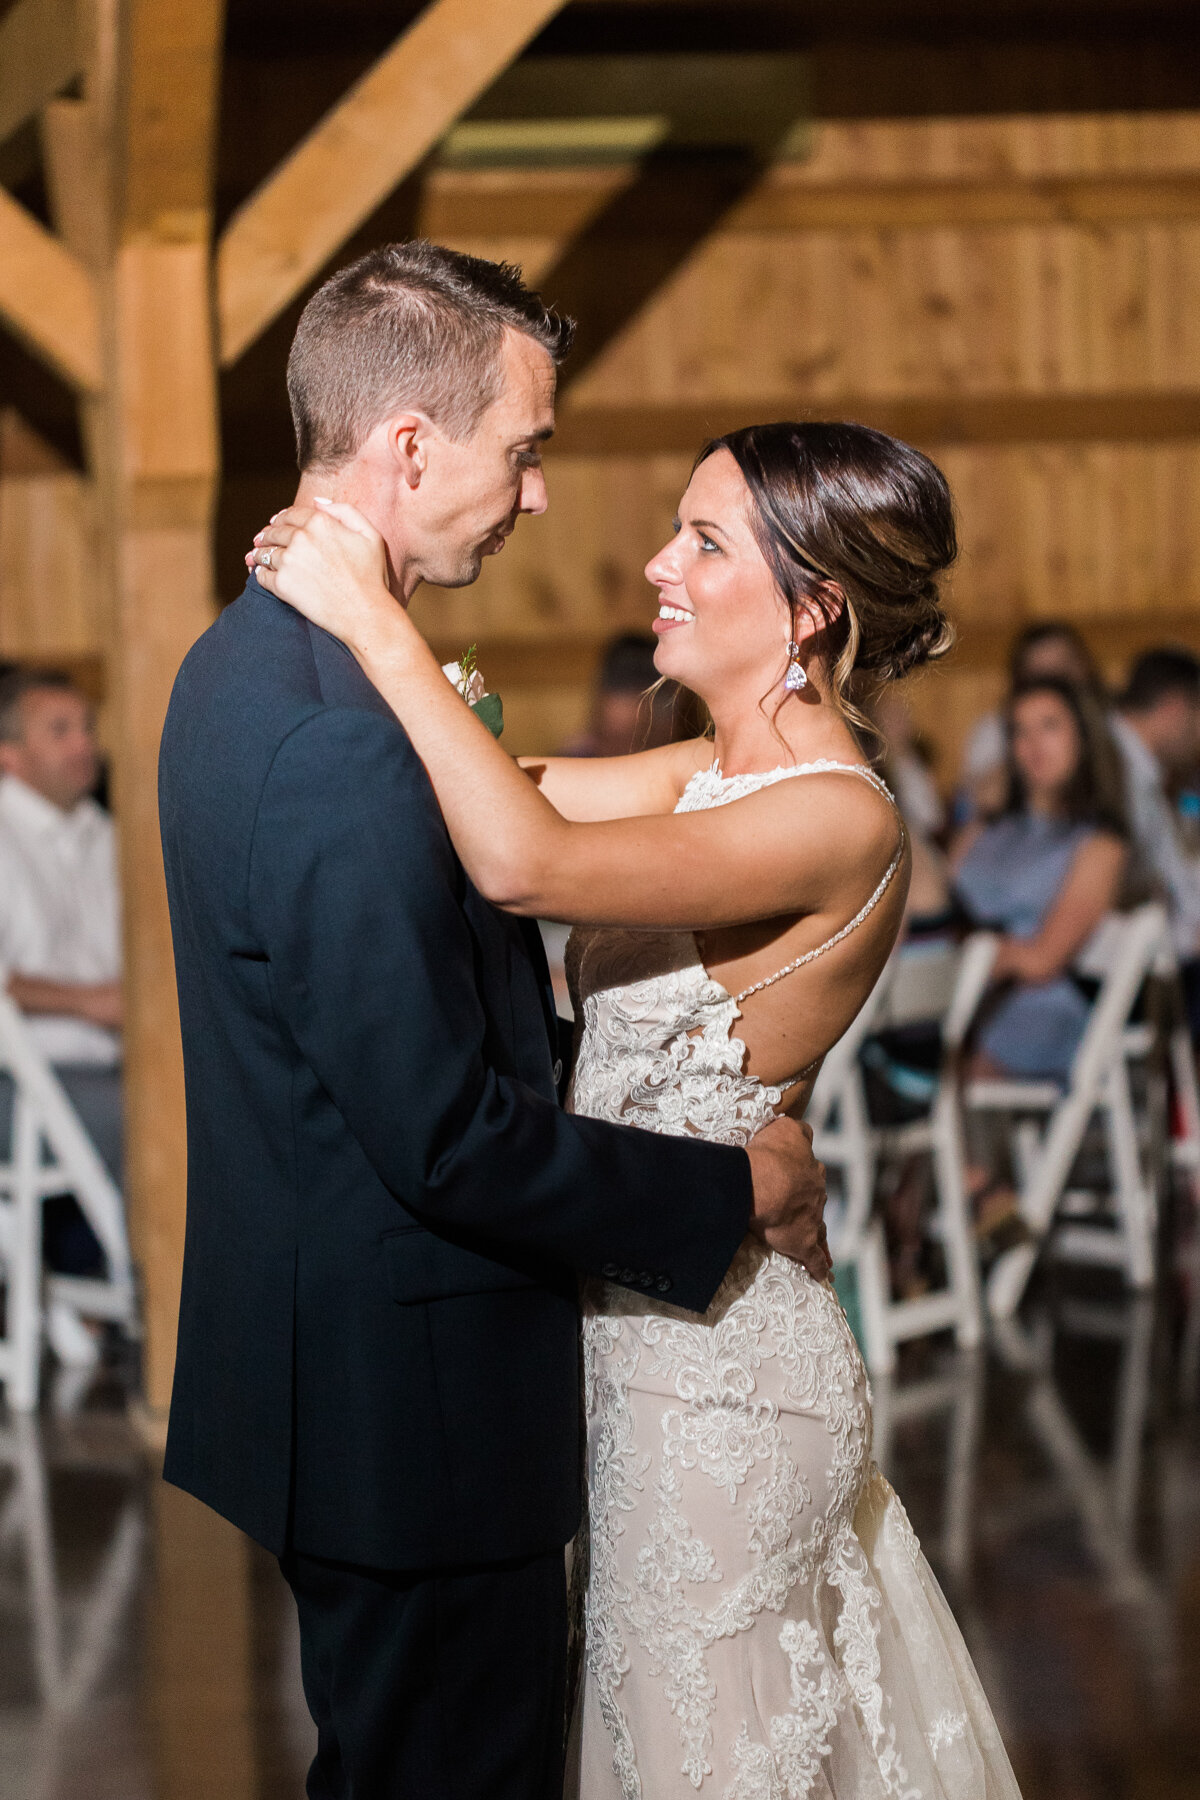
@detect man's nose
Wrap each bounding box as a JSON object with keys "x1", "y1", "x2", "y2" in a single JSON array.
[{"x1": 520, "y1": 467, "x2": 548, "y2": 516}]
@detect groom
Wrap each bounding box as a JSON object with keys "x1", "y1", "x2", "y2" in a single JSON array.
[{"x1": 158, "y1": 241, "x2": 830, "y2": 1799}]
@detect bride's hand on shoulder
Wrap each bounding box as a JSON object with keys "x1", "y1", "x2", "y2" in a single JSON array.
[{"x1": 248, "y1": 500, "x2": 402, "y2": 659}]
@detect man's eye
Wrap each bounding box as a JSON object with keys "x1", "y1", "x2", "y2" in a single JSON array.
[{"x1": 515, "y1": 449, "x2": 542, "y2": 470}]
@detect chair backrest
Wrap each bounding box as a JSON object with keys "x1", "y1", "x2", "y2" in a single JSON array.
[
  {"x1": 0, "y1": 996, "x2": 130, "y2": 1283},
  {"x1": 870, "y1": 931, "x2": 999, "y2": 1055},
  {"x1": 809, "y1": 929, "x2": 999, "y2": 1137},
  {"x1": 1066, "y1": 903, "x2": 1167, "y2": 1092},
  {"x1": 806, "y1": 956, "x2": 894, "y2": 1133}
]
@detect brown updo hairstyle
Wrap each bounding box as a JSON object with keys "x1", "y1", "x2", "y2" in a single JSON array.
[{"x1": 696, "y1": 421, "x2": 958, "y2": 733}]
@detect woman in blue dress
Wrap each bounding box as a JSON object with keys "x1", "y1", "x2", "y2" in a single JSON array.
[{"x1": 953, "y1": 674, "x2": 1129, "y2": 1083}]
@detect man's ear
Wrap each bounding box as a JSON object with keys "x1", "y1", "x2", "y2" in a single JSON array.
[{"x1": 382, "y1": 412, "x2": 432, "y2": 491}]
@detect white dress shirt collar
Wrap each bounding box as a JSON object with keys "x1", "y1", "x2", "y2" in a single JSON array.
[{"x1": 0, "y1": 774, "x2": 98, "y2": 840}]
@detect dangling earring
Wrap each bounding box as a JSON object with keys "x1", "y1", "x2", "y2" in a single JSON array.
[{"x1": 785, "y1": 641, "x2": 808, "y2": 692}]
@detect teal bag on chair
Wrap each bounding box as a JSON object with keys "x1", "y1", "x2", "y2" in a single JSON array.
[{"x1": 833, "y1": 1261, "x2": 866, "y2": 1358}]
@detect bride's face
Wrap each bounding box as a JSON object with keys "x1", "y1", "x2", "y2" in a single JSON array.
[{"x1": 645, "y1": 452, "x2": 794, "y2": 703}]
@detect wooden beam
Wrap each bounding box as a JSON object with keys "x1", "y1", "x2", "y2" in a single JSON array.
[
  {"x1": 117, "y1": 0, "x2": 223, "y2": 236},
  {"x1": 41, "y1": 94, "x2": 113, "y2": 477},
  {"x1": 950, "y1": 612, "x2": 1200, "y2": 667},
  {"x1": 0, "y1": 0, "x2": 81, "y2": 148},
  {"x1": 430, "y1": 619, "x2": 1200, "y2": 687},
  {"x1": 550, "y1": 392, "x2": 1200, "y2": 456},
  {"x1": 740, "y1": 173, "x2": 1200, "y2": 232},
  {"x1": 149, "y1": 1480, "x2": 258, "y2": 1800},
  {"x1": 216, "y1": 0, "x2": 571, "y2": 367},
  {"x1": 0, "y1": 185, "x2": 102, "y2": 393},
  {"x1": 422, "y1": 168, "x2": 1200, "y2": 240},
  {"x1": 103, "y1": 0, "x2": 225, "y2": 1416},
  {"x1": 426, "y1": 635, "x2": 606, "y2": 686}
]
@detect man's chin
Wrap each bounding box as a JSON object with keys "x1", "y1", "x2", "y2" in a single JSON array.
[{"x1": 428, "y1": 554, "x2": 485, "y2": 591}]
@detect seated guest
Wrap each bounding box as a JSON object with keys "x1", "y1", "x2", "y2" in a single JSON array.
[
  {"x1": 0, "y1": 668, "x2": 123, "y2": 1362},
  {"x1": 952, "y1": 676, "x2": 1128, "y2": 1082},
  {"x1": 874, "y1": 687, "x2": 945, "y2": 843},
  {"x1": 959, "y1": 620, "x2": 1106, "y2": 821},
  {"x1": 559, "y1": 632, "x2": 700, "y2": 757},
  {"x1": 1110, "y1": 648, "x2": 1200, "y2": 970}
]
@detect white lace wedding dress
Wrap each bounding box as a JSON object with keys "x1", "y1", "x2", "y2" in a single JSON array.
[{"x1": 564, "y1": 761, "x2": 1022, "y2": 1800}]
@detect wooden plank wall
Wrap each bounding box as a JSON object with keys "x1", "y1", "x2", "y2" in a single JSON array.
[
  {"x1": 4, "y1": 112, "x2": 1200, "y2": 792},
  {"x1": 0, "y1": 408, "x2": 106, "y2": 691},
  {"x1": 409, "y1": 109, "x2": 1200, "y2": 788}
]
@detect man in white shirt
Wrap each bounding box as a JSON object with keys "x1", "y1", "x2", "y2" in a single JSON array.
[
  {"x1": 1111, "y1": 648, "x2": 1200, "y2": 1031},
  {"x1": 0, "y1": 668, "x2": 123, "y2": 1358}
]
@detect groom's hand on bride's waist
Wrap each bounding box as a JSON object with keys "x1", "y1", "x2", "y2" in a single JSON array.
[{"x1": 746, "y1": 1118, "x2": 832, "y2": 1282}]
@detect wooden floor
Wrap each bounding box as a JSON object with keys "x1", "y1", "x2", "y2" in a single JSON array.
[{"x1": 1, "y1": 1262, "x2": 1199, "y2": 1800}]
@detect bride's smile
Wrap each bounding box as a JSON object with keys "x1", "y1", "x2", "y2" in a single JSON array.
[{"x1": 644, "y1": 448, "x2": 818, "y2": 712}]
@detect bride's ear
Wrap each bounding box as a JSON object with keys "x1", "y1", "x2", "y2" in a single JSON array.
[{"x1": 793, "y1": 584, "x2": 845, "y2": 644}]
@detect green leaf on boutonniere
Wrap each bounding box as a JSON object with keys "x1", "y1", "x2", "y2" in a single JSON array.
[{"x1": 471, "y1": 692, "x2": 504, "y2": 739}]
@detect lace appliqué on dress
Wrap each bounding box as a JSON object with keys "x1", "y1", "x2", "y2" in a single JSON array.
[{"x1": 567, "y1": 761, "x2": 1022, "y2": 1800}]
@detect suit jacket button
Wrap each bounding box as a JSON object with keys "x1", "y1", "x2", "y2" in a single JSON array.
[
  {"x1": 639, "y1": 1271, "x2": 653, "y2": 1287},
  {"x1": 552, "y1": 1059, "x2": 564, "y2": 1085},
  {"x1": 601, "y1": 1263, "x2": 620, "y2": 1279},
  {"x1": 656, "y1": 1276, "x2": 673, "y2": 1294},
  {"x1": 619, "y1": 1268, "x2": 636, "y2": 1284}
]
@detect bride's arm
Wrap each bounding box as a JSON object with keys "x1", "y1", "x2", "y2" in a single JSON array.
[
  {"x1": 253, "y1": 504, "x2": 898, "y2": 928},
  {"x1": 517, "y1": 740, "x2": 710, "y2": 822}
]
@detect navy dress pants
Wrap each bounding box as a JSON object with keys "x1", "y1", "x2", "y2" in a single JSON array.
[{"x1": 280, "y1": 1544, "x2": 568, "y2": 1800}]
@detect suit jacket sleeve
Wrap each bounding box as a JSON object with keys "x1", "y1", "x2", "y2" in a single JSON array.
[{"x1": 248, "y1": 706, "x2": 751, "y2": 1312}]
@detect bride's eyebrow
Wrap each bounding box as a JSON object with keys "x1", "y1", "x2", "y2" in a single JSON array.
[{"x1": 689, "y1": 518, "x2": 728, "y2": 538}]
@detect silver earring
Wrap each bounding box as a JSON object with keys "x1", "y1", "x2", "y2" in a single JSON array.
[{"x1": 785, "y1": 641, "x2": 808, "y2": 692}]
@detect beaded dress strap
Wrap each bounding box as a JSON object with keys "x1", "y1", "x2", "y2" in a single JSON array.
[{"x1": 730, "y1": 763, "x2": 906, "y2": 1006}]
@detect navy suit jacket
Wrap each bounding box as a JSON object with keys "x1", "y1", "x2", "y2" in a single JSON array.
[{"x1": 158, "y1": 577, "x2": 752, "y2": 1567}]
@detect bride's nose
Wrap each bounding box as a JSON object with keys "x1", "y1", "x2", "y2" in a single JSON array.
[{"x1": 645, "y1": 540, "x2": 682, "y2": 586}]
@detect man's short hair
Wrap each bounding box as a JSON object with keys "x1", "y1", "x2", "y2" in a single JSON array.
[
  {"x1": 0, "y1": 667, "x2": 79, "y2": 743},
  {"x1": 1121, "y1": 646, "x2": 1200, "y2": 713},
  {"x1": 286, "y1": 240, "x2": 575, "y2": 472}
]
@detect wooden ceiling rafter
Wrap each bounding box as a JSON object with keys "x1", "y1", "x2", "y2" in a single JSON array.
[
  {"x1": 0, "y1": 181, "x2": 102, "y2": 391},
  {"x1": 216, "y1": 0, "x2": 572, "y2": 367},
  {"x1": 423, "y1": 167, "x2": 1200, "y2": 239},
  {"x1": 550, "y1": 392, "x2": 1200, "y2": 456},
  {"x1": 0, "y1": 0, "x2": 84, "y2": 148}
]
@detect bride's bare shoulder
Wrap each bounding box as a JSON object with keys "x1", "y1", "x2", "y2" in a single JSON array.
[{"x1": 752, "y1": 764, "x2": 909, "y2": 889}]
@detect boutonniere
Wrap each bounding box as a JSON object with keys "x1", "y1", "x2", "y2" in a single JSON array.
[{"x1": 442, "y1": 643, "x2": 504, "y2": 739}]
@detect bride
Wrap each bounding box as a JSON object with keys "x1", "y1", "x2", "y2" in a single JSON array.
[{"x1": 250, "y1": 419, "x2": 1021, "y2": 1800}]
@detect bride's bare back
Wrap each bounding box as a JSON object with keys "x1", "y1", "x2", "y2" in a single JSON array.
[{"x1": 524, "y1": 736, "x2": 910, "y2": 1110}]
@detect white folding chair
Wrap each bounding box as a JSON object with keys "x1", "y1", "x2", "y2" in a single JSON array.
[
  {"x1": 810, "y1": 931, "x2": 996, "y2": 1374},
  {"x1": 974, "y1": 902, "x2": 1168, "y2": 1322},
  {"x1": 0, "y1": 1412, "x2": 143, "y2": 1726},
  {"x1": 0, "y1": 996, "x2": 137, "y2": 1410},
  {"x1": 992, "y1": 1299, "x2": 1166, "y2": 1628}
]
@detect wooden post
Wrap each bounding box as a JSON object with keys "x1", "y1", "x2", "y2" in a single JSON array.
[
  {"x1": 101, "y1": 0, "x2": 225, "y2": 1416},
  {"x1": 149, "y1": 1477, "x2": 259, "y2": 1799},
  {"x1": 106, "y1": 242, "x2": 219, "y2": 1415}
]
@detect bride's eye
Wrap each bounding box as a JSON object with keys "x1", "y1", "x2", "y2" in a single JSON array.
[{"x1": 699, "y1": 532, "x2": 721, "y2": 553}]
